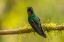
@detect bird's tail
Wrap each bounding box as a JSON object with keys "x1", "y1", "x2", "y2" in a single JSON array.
[
  {"x1": 39, "y1": 26, "x2": 46, "y2": 38},
  {"x1": 40, "y1": 29, "x2": 46, "y2": 38}
]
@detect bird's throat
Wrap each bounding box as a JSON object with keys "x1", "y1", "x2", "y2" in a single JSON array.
[{"x1": 27, "y1": 11, "x2": 31, "y2": 14}]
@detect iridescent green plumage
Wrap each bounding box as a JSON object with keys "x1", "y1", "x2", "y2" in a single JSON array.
[{"x1": 27, "y1": 7, "x2": 46, "y2": 38}]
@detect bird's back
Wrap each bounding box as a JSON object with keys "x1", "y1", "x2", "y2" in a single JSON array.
[{"x1": 28, "y1": 13, "x2": 39, "y2": 23}]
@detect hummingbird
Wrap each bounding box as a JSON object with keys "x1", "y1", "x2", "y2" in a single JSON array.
[{"x1": 27, "y1": 7, "x2": 46, "y2": 38}]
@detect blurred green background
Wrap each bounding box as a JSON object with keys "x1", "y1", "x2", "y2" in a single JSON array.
[{"x1": 0, "y1": 0, "x2": 64, "y2": 42}]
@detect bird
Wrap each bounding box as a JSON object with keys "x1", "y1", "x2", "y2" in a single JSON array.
[{"x1": 27, "y1": 7, "x2": 46, "y2": 38}]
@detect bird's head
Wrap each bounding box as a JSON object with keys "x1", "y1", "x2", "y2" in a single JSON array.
[{"x1": 27, "y1": 7, "x2": 34, "y2": 14}]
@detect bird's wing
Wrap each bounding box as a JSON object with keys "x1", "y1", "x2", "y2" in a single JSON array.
[
  {"x1": 28, "y1": 19, "x2": 46, "y2": 38},
  {"x1": 36, "y1": 17, "x2": 46, "y2": 36},
  {"x1": 28, "y1": 19, "x2": 43, "y2": 34},
  {"x1": 33, "y1": 19, "x2": 46, "y2": 38}
]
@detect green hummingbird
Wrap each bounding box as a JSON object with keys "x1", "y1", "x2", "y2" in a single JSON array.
[{"x1": 27, "y1": 7, "x2": 46, "y2": 38}]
